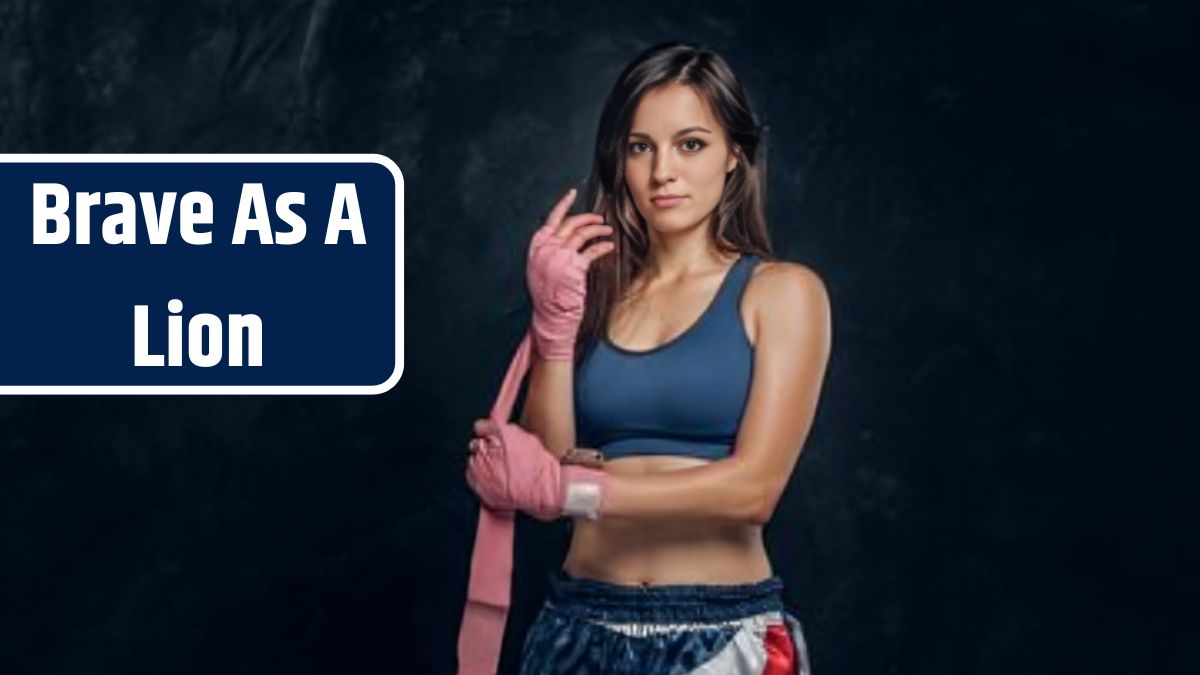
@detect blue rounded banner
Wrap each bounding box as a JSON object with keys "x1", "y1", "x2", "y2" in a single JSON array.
[{"x1": 0, "y1": 154, "x2": 404, "y2": 394}]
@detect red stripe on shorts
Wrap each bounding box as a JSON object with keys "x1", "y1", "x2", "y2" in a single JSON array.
[{"x1": 763, "y1": 622, "x2": 796, "y2": 675}]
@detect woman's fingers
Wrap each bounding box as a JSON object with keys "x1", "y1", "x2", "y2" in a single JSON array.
[
  {"x1": 473, "y1": 418, "x2": 498, "y2": 436},
  {"x1": 581, "y1": 240, "x2": 616, "y2": 264},
  {"x1": 564, "y1": 223, "x2": 613, "y2": 253},
  {"x1": 541, "y1": 187, "x2": 578, "y2": 231},
  {"x1": 553, "y1": 212, "x2": 606, "y2": 239}
]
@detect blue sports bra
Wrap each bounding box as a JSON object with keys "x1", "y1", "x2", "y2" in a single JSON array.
[{"x1": 574, "y1": 253, "x2": 760, "y2": 461}]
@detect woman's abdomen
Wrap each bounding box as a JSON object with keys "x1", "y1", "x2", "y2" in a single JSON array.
[{"x1": 562, "y1": 455, "x2": 773, "y2": 586}]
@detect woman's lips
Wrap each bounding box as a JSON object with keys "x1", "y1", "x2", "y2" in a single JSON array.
[{"x1": 651, "y1": 196, "x2": 685, "y2": 208}]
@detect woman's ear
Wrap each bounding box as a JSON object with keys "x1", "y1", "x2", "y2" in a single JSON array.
[{"x1": 726, "y1": 148, "x2": 741, "y2": 174}]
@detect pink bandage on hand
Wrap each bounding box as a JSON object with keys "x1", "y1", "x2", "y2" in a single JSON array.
[
  {"x1": 525, "y1": 188, "x2": 613, "y2": 361},
  {"x1": 466, "y1": 419, "x2": 606, "y2": 521},
  {"x1": 526, "y1": 223, "x2": 589, "y2": 362}
]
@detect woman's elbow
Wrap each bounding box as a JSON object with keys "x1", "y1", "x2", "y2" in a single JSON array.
[
  {"x1": 720, "y1": 480, "x2": 768, "y2": 523},
  {"x1": 710, "y1": 461, "x2": 782, "y2": 525},
  {"x1": 731, "y1": 483, "x2": 781, "y2": 526},
  {"x1": 745, "y1": 493, "x2": 778, "y2": 526}
]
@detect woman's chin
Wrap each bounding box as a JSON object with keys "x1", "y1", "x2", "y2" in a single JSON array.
[
  {"x1": 646, "y1": 224, "x2": 681, "y2": 237},
  {"x1": 645, "y1": 212, "x2": 698, "y2": 234}
]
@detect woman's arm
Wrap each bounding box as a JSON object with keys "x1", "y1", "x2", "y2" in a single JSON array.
[
  {"x1": 598, "y1": 262, "x2": 832, "y2": 524},
  {"x1": 519, "y1": 357, "x2": 576, "y2": 459},
  {"x1": 516, "y1": 187, "x2": 613, "y2": 459}
]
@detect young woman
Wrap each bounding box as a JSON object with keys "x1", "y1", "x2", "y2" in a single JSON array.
[{"x1": 466, "y1": 42, "x2": 832, "y2": 674}]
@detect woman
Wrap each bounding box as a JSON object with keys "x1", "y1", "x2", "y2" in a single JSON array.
[{"x1": 466, "y1": 43, "x2": 831, "y2": 674}]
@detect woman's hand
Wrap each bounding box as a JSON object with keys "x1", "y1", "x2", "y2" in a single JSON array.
[
  {"x1": 466, "y1": 417, "x2": 606, "y2": 521},
  {"x1": 527, "y1": 188, "x2": 615, "y2": 361}
]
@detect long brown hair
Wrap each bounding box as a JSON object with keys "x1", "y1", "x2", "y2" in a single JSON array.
[{"x1": 574, "y1": 42, "x2": 773, "y2": 364}]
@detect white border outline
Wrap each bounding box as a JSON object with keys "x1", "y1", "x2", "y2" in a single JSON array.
[{"x1": 0, "y1": 153, "x2": 404, "y2": 396}]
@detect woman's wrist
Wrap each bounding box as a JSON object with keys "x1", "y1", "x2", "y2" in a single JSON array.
[
  {"x1": 560, "y1": 464, "x2": 607, "y2": 520},
  {"x1": 530, "y1": 325, "x2": 579, "y2": 362}
]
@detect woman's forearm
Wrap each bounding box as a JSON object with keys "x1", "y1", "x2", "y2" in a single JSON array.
[
  {"x1": 518, "y1": 355, "x2": 576, "y2": 458},
  {"x1": 599, "y1": 455, "x2": 787, "y2": 525}
]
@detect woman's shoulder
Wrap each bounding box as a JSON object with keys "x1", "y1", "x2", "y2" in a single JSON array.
[
  {"x1": 744, "y1": 257, "x2": 828, "y2": 304},
  {"x1": 742, "y1": 257, "x2": 831, "y2": 337}
]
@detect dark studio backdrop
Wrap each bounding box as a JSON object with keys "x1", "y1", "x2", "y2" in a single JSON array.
[{"x1": 0, "y1": 1, "x2": 1195, "y2": 673}]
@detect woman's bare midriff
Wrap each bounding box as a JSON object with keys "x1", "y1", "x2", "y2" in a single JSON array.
[{"x1": 562, "y1": 454, "x2": 773, "y2": 586}]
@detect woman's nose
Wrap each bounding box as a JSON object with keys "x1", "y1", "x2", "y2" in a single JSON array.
[{"x1": 652, "y1": 153, "x2": 676, "y2": 184}]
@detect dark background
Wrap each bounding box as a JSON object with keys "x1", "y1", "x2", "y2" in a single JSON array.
[{"x1": 1, "y1": 1, "x2": 1195, "y2": 673}]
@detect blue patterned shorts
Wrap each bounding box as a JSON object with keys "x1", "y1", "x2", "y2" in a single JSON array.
[{"x1": 518, "y1": 572, "x2": 812, "y2": 675}]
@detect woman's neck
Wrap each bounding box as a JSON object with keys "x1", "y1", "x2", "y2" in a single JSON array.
[{"x1": 643, "y1": 220, "x2": 735, "y2": 283}]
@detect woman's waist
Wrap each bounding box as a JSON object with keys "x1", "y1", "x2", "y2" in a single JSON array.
[
  {"x1": 543, "y1": 567, "x2": 784, "y2": 624},
  {"x1": 564, "y1": 519, "x2": 771, "y2": 586}
]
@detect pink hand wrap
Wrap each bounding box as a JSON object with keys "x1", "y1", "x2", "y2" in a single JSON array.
[
  {"x1": 455, "y1": 330, "x2": 606, "y2": 675},
  {"x1": 466, "y1": 421, "x2": 605, "y2": 522},
  {"x1": 526, "y1": 221, "x2": 590, "y2": 361}
]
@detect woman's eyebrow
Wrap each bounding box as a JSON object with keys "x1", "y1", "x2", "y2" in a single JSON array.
[{"x1": 628, "y1": 126, "x2": 713, "y2": 138}]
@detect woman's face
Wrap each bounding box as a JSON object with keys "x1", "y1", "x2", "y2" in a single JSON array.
[{"x1": 624, "y1": 83, "x2": 739, "y2": 238}]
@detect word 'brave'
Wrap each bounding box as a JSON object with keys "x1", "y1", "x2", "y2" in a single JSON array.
[{"x1": 32, "y1": 183, "x2": 366, "y2": 245}]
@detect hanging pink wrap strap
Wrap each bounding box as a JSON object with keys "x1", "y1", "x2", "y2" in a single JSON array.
[{"x1": 456, "y1": 330, "x2": 535, "y2": 675}]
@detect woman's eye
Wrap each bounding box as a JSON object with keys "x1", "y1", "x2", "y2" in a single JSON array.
[{"x1": 628, "y1": 139, "x2": 705, "y2": 154}]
